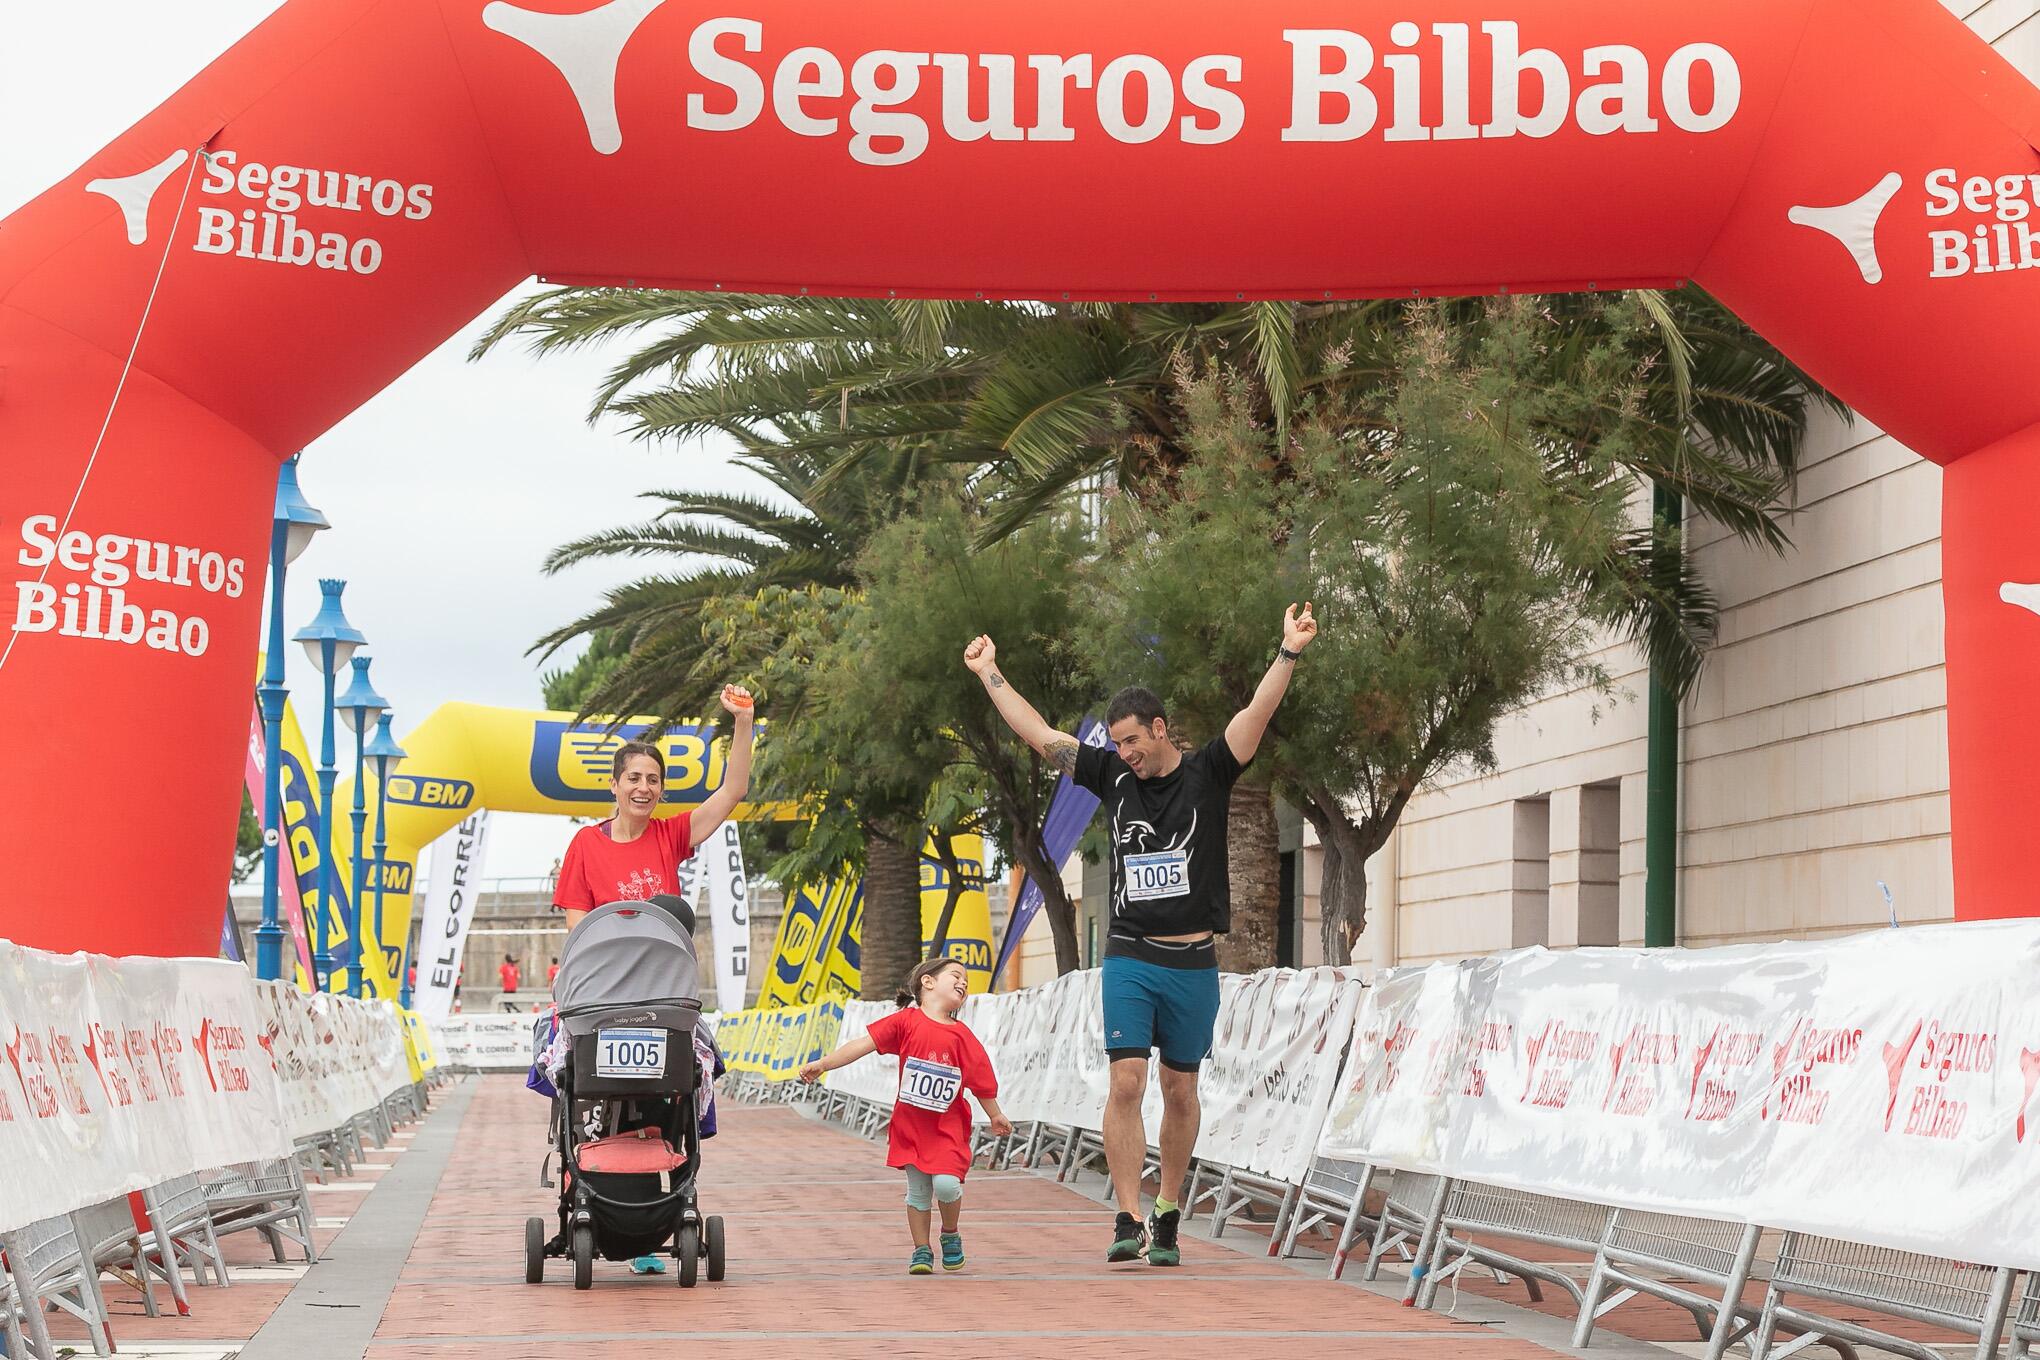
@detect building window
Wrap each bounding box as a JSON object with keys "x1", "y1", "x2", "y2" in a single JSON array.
[{"x1": 1513, "y1": 796, "x2": 1551, "y2": 948}]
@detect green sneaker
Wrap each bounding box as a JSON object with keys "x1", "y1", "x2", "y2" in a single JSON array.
[
  {"x1": 940, "y1": 1231, "x2": 965, "y2": 1271},
  {"x1": 908, "y1": 1245, "x2": 935, "y2": 1275},
  {"x1": 1106, "y1": 1211, "x2": 1147, "y2": 1263},
  {"x1": 1147, "y1": 1209, "x2": 1181, "y2": 1267}
]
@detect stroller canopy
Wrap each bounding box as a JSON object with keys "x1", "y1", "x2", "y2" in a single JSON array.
[{"x1": 556, "y1": 900, "x2": 701, "y2": 1032}]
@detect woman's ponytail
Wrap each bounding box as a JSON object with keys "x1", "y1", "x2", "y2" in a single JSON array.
[{"x1": 893, "y1": 987, "x2": 913, "y2": 1008}]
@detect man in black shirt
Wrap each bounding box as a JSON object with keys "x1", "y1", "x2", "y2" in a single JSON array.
[{"x1": 963, "y1": 603, "x2": 1318, "y2": 1266}]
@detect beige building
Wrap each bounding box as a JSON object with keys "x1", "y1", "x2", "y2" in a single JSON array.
[
  {"x1": 1009, "y1": 1, "x2": 2040, "y2": 986},
  {"x1": 1010, "y1": 406, "x2": 1949, "y2": 985}
]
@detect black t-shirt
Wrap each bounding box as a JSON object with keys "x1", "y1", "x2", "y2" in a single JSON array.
[{"x1": 1073, "y1": 736, "x2": 1246, "y2": 938}]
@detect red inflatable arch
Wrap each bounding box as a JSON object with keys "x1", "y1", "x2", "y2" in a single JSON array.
[{"x1": 3, "y1": 0, "x2": 2039, "y2": 956}]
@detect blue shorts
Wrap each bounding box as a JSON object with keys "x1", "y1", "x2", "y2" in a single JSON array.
[{"x1": 1101, "y1": 953, "x2": 1220, "y2": 1072}]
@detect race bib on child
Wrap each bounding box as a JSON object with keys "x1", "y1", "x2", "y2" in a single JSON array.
[
  {"x1": 899, "y1": 1056, "x2": 963, "y2": 1113},
  {"x1": 1123, "y1": 849, "x2": 1190, "y2": 901}
]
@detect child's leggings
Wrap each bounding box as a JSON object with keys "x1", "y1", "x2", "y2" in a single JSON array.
[{"x1": 904, "y1": 1166, "x2": 963, "y2": 1211}]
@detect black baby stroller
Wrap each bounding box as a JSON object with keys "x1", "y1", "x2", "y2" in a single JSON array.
[{"x1": 523, "y1": 897, "x2": 727, "y2": 1289}]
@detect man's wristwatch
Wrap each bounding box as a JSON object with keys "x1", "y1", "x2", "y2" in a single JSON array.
[{"x1": 1277, "y1": 645, "x2": 1302, "y2": 662}]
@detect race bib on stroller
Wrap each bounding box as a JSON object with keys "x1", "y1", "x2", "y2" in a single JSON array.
[
  {"x1": 1124, "y1": 849, "x2": 1189, "y2": 901},
  {"x1": 898, "y1": 1056, "x2": 962, "y2": 1113}
]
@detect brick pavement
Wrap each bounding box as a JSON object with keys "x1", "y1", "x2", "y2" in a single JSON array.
[
  {"x1": 366, "y1": 1077, "x2": 1666, "y2": 1360},
  {"x1": 44, "y1": 1076, "x2": 1790, "y2": 1360}
]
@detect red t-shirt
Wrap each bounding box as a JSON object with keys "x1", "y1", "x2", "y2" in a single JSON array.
[
  {"x1": 499, "y1": 961, "x2": 519, "y2": 992},
  {"x1": 553, "y1": 814, "x2": 694, "y2": 916},
  {"x1": 865, "y1": 1007, "x2": 998, "y2": 1179}
]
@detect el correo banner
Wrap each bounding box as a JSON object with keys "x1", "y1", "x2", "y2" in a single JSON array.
[
  {"x1": 413, "y1": 812, "x2": 491, "y2": 1023},
  {"x1": 703, "y1": 821, "x2": 750, "y2": 1012}
]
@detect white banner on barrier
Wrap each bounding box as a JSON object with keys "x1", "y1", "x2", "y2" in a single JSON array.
[
  {"x1": 1316, "y1": 921, "x2": 2040, "y2": 1272},
  {"x1": 414, "y1": 813, "x2": 491, "y2": 1023},
  {"x1": 1190, "y1": 967, "x2": 1366, "y2": 1183},
  {"x1": 250, "y1": 982, "x2": 413, "y2": 1142},
  {"x1": 0, "y1": 944, "x2": 291, "y2": 1235}
]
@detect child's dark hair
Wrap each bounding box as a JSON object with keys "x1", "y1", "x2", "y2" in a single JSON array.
[{"x1": 895, "y1": 956, "x2": 963, "y2": 1008}]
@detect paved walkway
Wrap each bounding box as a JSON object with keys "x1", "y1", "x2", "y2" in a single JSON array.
[{"x1": 49, "y1": 1075, "x2": 1752, "y2": 1360}]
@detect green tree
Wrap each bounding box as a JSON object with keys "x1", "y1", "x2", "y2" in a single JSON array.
[
  {"x1": 852, "y1": 495, "x2": 1095, "y2": 974},
  {"x1": 1091, "y1": 300, "x2": 1694, "y2": 965},
  {"x1": 689, "y1": 583, "x2": 985, "y2": 998},
  {"x1": 231, "y1": 789, "x2": 263, "y2": 884},
  {"x1": 481, "y1": 288, "x2": 1830, "y2": 694},
  {"x1": 540, "y1": 627, "x2": 628, "y2": 712}
]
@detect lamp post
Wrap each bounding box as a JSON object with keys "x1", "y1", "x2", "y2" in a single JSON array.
[
  {"x1": 256, "y1": 456, "x2": 327, "y2": 983},
  {"x1": 366, "y1": 714, "x2": 408, "y2": 1005},
  {"x1": 293, "y1": 579, "x2": 363, "y2": 992},
  {"x1": 339, "y1": 655, "x2": 388, "y2": 998}
]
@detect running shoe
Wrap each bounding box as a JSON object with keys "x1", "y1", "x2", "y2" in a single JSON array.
[
  {"x1": 1107, "y1": 1211, "x2": 1147, "y2": 1263},
  {"x1": 629, "y1": 1254, "x2": 666, "y2": 1274},
  {"x1": 940, "y1": 1231, "x2": 965, "y2": 1271},
  {"x1": 1147, "y1": 1209, "x2": 1182, "y2": 1267},
  {"x1": 909, "y1": 1245, "x2": 935, "y2": 1275}
]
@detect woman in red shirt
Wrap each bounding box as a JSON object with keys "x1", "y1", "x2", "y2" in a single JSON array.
[
  {"x1": 802, "y1": 958, "x2": 1011, "y2": 1274},
  {"x1": 552, "y1": 685, "x2": 756, "y2": 932}
]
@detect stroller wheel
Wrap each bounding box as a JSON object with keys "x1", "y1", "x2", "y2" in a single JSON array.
[
  {"x1": 706, "y1": 1215, "x2": 726, "y2": 1282},
  {"x1": 676, "y1": 1224, "x2": 699, "y2": 1288},
  {"x1": 572, "y1": 1224, "x2": 594, "y2": 1290},
  {"x1": 524, "y1": 1217, "x2": 546, "y2": 1284}
]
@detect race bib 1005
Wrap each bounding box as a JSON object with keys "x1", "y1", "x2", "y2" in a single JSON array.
[
  {"x1": 1124, "y1": 849, "x2": 1190, "y2": 902},
  {"x1": 898, "y1": 1056, "x2": 962, "y2": 1113}
]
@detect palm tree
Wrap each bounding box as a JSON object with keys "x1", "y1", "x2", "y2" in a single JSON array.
[{"x1": 481, "y1": 287, "x2": 1837, "y2": 972}]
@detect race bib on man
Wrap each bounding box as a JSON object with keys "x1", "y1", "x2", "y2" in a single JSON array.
[
  {"x1": 899, "y1": 1056, "x2": 963, "y2": 1113},
  {"x1": 1124, "y1": 849, "x2": 1190, "y2": 901}
]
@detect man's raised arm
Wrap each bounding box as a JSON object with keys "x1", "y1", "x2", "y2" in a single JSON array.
[
  {"x1": 963, "y1": 634, "x2": 1083, "y2": 774},
  {"x1": 1224, "y1": 602, "x2": 1319, "y2": 765}
]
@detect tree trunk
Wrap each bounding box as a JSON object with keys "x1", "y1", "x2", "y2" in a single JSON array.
[
  {"x1": 1016, "y1": 830, "x2": 1082, "y2": 975},
  {"x1": 1218, "y1": 777, "x2": 1281, "y2": 973},
  {"x1": 1299, "y1": 798, "x2": 1375, "y2": 968},
  {"x1": 858, "y1": 831, "x2": 923, "y2": 1001}
]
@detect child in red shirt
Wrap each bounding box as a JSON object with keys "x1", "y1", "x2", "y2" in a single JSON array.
[{"x1": 803, "y1": 958, "x2": 1011, "y2": 1274}]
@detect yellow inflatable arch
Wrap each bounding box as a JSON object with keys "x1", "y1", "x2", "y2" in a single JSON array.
[{"x1": 299, "y1": 701, "x2": 993, "y2": 1001}]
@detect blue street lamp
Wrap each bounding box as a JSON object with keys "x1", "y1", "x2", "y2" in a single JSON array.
[
  {"x1": 366, "y1": 714, "x2": 409, "y2": 1005},
  {"x1": 293, "y1": 579, "x2": 363, "y2": 993},
  {"x1": 339, "y1": 655, "x2": 388, "y2": 998},
  {"x1": 256, "y1": 457, "x2": 328, "y2": 984}
]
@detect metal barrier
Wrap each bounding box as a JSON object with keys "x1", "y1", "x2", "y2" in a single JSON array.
[
  {"x1": 142, "y1": 1174, "x2": 231, "y2": 1294},
  {"x1": 1055, "y1": 1129, "x2": 1111, "y2": 1188},
  {"x1": 1415, "y1": 1179, "x2": 1607, "y2": 1309},
  {"x1": 202, "y1": 1158, "x2": 321, "y2": 1266},
  {"x1": 73, "y1": 1196, "x2": 167, "y2": 1321},
  {"x1": 1190, "y1": 1163, "x2": 1294, "y2": 1243},
  {"x1": 1, "y1": 1255, "x2": 27, "y2": 1360},
  {"x1": 1275, "y1": 1156, "x2": 1380, "y2": 1279},
  {"x1": 2008, "y1": 1271, "x2": 2039, "y2": 1360},
  {"x1": 1363, "y1": 1170, "x2": 1445, "y2": 1293},
  {"x1": 4, "y1": 1215, "x2": 106, "y2": 1358},
  {"x1": 1749, "y1": 1233, "x2": 2018, "y2": 1360}
]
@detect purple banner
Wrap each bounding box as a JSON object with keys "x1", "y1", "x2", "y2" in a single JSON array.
[{"x1": 995, "y1": 717, "x2": 1109, "y2": 979}]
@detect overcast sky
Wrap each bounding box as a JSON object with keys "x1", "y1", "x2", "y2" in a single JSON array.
[{"x1": 3, "y1": 3, "x2": 768, "y2": 881}]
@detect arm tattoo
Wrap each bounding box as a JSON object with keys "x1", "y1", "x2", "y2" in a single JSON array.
[
  {"x1": 985, "y1": 669, "x2": 1006, "y2": 689},
  {"x1": 1047, "y1": 740, "x2": 1080, "y2": 774}
]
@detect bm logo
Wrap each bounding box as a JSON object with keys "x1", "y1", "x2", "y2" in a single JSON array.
[
  {"x1": 384, "y1": 776, "x2": 474, "y2": 810},
  {"x1": 529, "y1": 719, "x2": 725, "y2": 804},
  {"x1": 935, "y1": 940, "x2": 993, "y2": 972}
]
